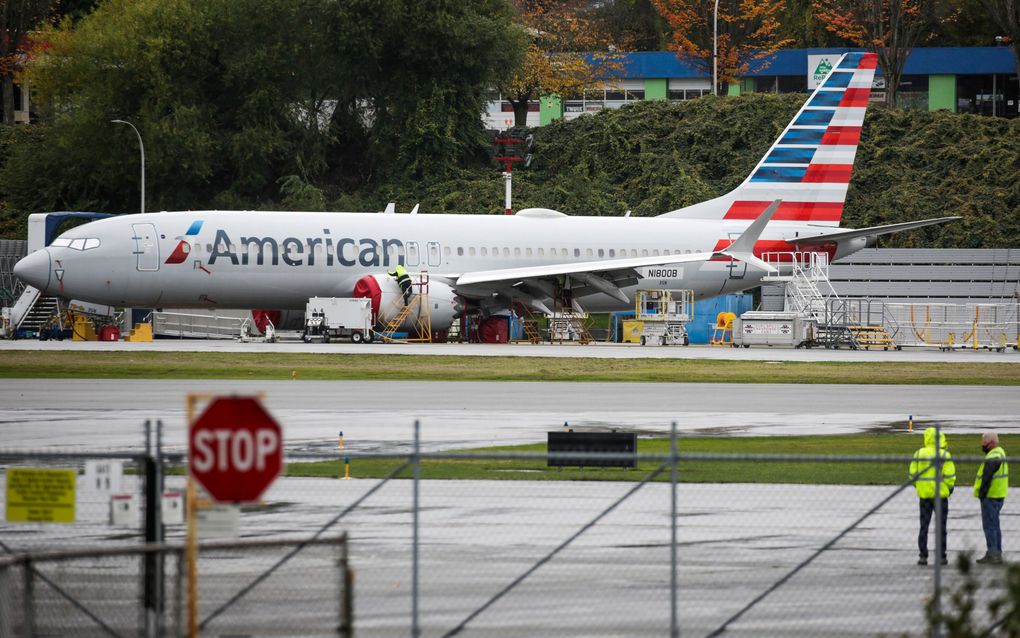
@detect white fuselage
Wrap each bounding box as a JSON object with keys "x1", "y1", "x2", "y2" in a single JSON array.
[{"x1": 22, "y1": 210, "x2": 845, "y2": 311}]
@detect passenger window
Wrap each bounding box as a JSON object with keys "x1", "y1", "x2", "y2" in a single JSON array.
[
  {"x1": 574, "y1": 248, "x2": 580, "y2": 257},
  {"x1": 481, "y1": 247, "x2": 487, "y2": 256},
  {"x1": 631, "y1": 249, "x2": 638, "y2": 257},
  {"x1": 514, "y1": 248, "x2": 521, "y2": 256},
  {"x1": 653, "y1": 249, "x2": 660, "y2": 256},
  {"x1": 457, "y1": 247, "x2": 464, "y2": 256},
  {"x1": 538, "y1": 248, "x2": 544, "y2": 256},
  {"x1": 586, "y1": 249, "x2": 593, "y2": 257},
  {"x1": 642, "y1": 249, "x2": 649, "y2": 256},
  {"x1": 444, "y1": 246, "x2": 451, "y2": 256},
  {"x1": 597, "y1": 249, "x2": 604, "y2": 258},
  {"x1": 561, "y1": 249, "x2": 568, "y2": 257},
  {"x1": 469, "y1": 247, "x2": 476, "y2": 256},
  {"x1": 608, "y1": 249, "x2": 615, "y2": 257},
  {"x1": 503, "y1": 247, "x2": 510, "y2": 256},
  {"x1": 526, "y1": 248, "x2": 532, "y2": 257}
]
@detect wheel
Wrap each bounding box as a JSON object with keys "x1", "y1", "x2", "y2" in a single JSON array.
[
  {"x1": 659, "y1": 336, "x2": 666, "y2": 346},
  {"x1": 351, "y1": 331, "x2": 364, "y2": 344},
  {"x1": 683, "y1": 336, "x2": 690, "y2": 346},
  {"x1": 640, "y1": 336, "x2": 646, "y2": 346},
  {"x1": 365, "y1": 331, "x2": 374, "y2": 343}
]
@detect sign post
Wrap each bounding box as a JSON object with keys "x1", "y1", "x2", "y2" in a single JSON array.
[{"x1": 185, "y1": 394, "x2": 281, "y2": 638}]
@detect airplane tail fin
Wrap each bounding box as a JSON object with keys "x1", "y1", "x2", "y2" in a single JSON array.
[{"x1": 660, "y1": 51, "x2": 878, "y2": 226}]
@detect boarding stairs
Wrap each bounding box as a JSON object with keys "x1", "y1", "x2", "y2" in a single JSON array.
[{"x1": 8, "y1": 285, "x2": 62, "y2": 336}]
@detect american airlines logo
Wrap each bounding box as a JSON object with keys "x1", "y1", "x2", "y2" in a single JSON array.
[{"x1": 204, "y1": 229, "x2": 405, "y2": 268}]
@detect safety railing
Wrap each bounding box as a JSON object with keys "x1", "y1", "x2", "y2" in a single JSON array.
[{"x1": 151, "y1": 311, "x2": 247, "y2": 339}]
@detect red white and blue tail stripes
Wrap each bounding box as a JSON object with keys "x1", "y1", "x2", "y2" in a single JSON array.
[{"x1": 661, "y1": 52, "x2": 879, "y2": 226}]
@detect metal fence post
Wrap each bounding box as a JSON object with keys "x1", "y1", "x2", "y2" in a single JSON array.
[
  {"x1": 933, "y1": 423, "x2": 943, "y2": 638},
  {"x1": 0, "y1": 561, "x2": 13, "y2": 638},
  {"x1": 670, "y1": 421, "x2": 678, "y2": 638},
  {"x1": 144, "y1": 420, "x2": 163, "y2": 638},
  {"x1": 22, "y1": 559, "x2": 34, "y2": 638},
  {"x1": 412, "y1": 419, "x2": 421, "y2": 638}
]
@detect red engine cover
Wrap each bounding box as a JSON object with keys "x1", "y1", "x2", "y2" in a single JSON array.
[
  {"x1": 251, "y1": 310, "x2": 282, "y2": 335},
  {"x1": 353, "y1": 276, "x2": 382, "y2": 321}
]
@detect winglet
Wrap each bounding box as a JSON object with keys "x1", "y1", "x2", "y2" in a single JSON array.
[{"x1": 718, "y1": 199, "x2": 780, "y2": 272}]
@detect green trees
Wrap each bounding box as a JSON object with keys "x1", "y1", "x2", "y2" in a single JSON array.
[{"x1": 0, "y1": 0, "x2": 523, "y2": 214}]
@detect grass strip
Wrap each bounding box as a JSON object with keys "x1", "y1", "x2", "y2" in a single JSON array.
[
  {"x1": 279, "y1": 433, "x2": 1018, "y2": 486},
  {"x1": 2, "y1": 351, "x2": 1019, "y2": 384}
]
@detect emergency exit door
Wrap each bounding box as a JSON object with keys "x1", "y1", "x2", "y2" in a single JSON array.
[{"x1": 132, "y1": 223, "x2": 160, "y2": 271}]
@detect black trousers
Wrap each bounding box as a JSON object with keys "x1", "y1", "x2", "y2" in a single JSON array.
[{"x1": 918, "y1": 498, "x2": 949, "y2": 559}]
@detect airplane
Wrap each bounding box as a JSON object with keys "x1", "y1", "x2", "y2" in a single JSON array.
[{"x1": 13, "y1": 51, "x2": 957, "y2": 336}]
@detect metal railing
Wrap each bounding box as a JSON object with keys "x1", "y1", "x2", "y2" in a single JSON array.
[{"x1": 151, "y1": 311, "x2": 247, "y2": 340}]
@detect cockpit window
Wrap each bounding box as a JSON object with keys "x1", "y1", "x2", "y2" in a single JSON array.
[{"x1": 50, "y1": 237, "x2": 101, "y2": 250}]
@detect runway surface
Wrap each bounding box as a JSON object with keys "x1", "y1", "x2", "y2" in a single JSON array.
[
  {"x1": 2, "y1": 337, "x2": 1018, "y2": 362},
  {"x1": 3, "y1": 379, "x2": 1019, "y2": 454}
]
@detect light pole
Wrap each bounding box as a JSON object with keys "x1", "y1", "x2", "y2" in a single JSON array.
[
  {"x1": 112, "y1": 119, "x2": 145, "y2": 214},
  {"x1": 713, "y1": 0, "x2": 720, "y2": 96}
]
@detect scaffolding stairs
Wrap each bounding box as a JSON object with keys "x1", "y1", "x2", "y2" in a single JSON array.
[
  {"x1": 511, "y1": 301, "x2": 543, "y2": 344},
  {"x1": 549, "y1": 311, "x2": 593, "y2": 344},
  {"x1": 376, "y1": 275, "x2": 433, "y2": 342},
  {"x1": 762, "y1": 252, "x2": 899, "y2": 350}
]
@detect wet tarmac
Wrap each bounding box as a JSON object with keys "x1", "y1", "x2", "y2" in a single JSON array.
[{"x1": 2, "y1": 379, "x2": 1019, "y2": 454}]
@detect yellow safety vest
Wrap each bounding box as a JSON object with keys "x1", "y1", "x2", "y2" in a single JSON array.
[
  {"x1": 975, "y1": 447, "x2": 1009, "y2": 499},
  {"x1": 910, "y1": 447, "x2": 956, "y2": 499}
]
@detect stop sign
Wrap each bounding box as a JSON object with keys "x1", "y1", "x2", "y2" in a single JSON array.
[{"x1": 189, "y1": 396, "x2": 283, "y2": 503}]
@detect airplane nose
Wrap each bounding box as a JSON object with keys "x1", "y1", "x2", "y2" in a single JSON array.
[{"x1": 13, "y1": 250, "x2": 51, "y2": 292}]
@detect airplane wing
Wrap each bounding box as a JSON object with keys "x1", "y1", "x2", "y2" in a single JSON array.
[
  {"x1": 791, "y1": 217, "x2": 961, "y2": 246},
  {"x1": 450, "y1": 201, "x2": 781, "y2": 307}
]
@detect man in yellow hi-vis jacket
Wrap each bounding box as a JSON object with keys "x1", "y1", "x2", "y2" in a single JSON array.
[
  {"x1": 975, "y1": 431, "x2": 1008, "y2": 565},
  {"x1": 388, "y1": 264, "x2": 413, "y2": 305},
  {"x1": 910, "y1": 427, "x2": 956, "y2": 566}
]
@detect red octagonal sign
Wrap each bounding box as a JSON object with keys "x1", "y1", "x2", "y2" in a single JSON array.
[{"x1": 189, "y1": 397, "x2": 283, "y2": 503}]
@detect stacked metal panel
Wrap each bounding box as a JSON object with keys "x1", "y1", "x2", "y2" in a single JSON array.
[{"x1": 763, "y1": 248, "x2": 1020, "y2": 309}]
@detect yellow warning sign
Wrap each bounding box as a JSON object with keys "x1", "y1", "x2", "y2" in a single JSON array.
[{"x1": 6, "y1": 468, "x2": 77, "y2": 524}]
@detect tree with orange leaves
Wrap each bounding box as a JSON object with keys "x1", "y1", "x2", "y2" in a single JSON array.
[
  {"x1": 813, "y1": 0, "x2": 935, "y2": 107},
  {"x1": 1, "y1": 0, "x2": 55, "y2": 125},
  {"x1": 652, "y1": 0, "x2": 792, "y2": 94},
  {"x1": 501, "y1": 0, "x2": 624, "y2": 127}
]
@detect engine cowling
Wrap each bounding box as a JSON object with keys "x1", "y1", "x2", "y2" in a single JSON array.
[{"x1": 353, "y1": 274, "x2": 462, "y2": 333}]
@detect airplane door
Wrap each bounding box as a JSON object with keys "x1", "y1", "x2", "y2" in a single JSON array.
[
  {"x1": 132, "y1": 223, "x2": 160, "y2": 271},
  {"x1": 725, "y1": 231, "x2": 746, "y2": 279},
  {"x1": 406, "y1": 241, "x2": 420, "y2": 267},
  {"x1": 427, "y1": 242, "x2": 441, "y2": 267}
]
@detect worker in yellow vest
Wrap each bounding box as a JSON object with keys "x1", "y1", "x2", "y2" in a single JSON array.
[
  {"x1": 974, "y1": 431, "x2": 1008, "y2": 564},
  {"x1": 909, "y1": 427, "x2": 956, "y2": 566},
  {"x1": 388, "y1": 264, "x2": 413, "y2": 305}
]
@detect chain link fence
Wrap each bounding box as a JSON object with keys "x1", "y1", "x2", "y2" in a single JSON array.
[
  {"x1": 0, "y1": 536, "x2": 351, "y2": 637},
  {"x1": 1, "y1": 427, "x2": 1015, "y2": 636}
]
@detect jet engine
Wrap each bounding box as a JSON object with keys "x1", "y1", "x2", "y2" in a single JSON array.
[{"x1": 353, "y1": 274, "x2": 463, "y2": 334}]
